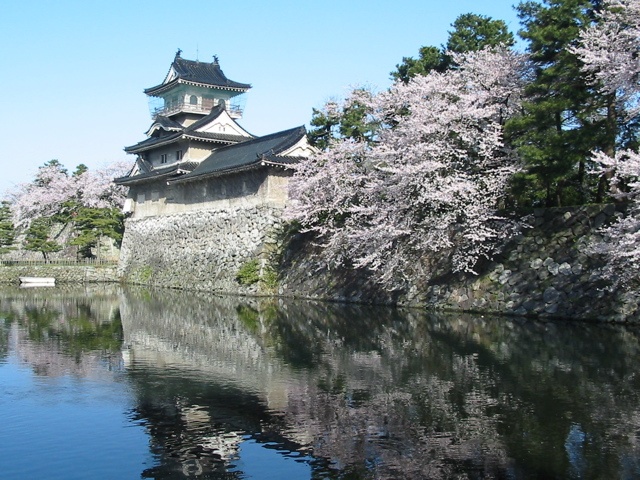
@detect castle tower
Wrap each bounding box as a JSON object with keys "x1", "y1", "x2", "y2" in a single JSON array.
[{"x1": 144, "y1": 50, "x2": 251, "y2": 126}]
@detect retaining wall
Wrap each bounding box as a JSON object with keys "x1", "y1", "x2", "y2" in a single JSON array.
[
  {"x1": 278, "y1": 205, "x2": 640, "y2": 323},
  {"x1": 26, "y1": 202, "x2": 637, "y2": 323},
  {"x1": 117, "y1": 204, "x2": 283, "y2": 294}
]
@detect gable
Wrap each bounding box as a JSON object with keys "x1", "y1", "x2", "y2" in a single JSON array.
[
  {"x1": 192, "y1": 107, "x2": 252, "y2": 138},
  {"x1": 164, "y1": 65, "x2": 178, "y2": 85},
  {"x1": 279, "y1": 136, "x2": 316, "y2": 158}
]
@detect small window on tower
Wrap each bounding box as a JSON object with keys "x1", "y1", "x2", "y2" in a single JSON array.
[
  {"x1": 160, "y1": 154, "x2": 168, "y2": 164},
  {"x1": 176, "y1": 150, "x2": 183, "y2": 160},
  {"x1": 189, "y1": 95, "x2": 198, "y2": 105}
]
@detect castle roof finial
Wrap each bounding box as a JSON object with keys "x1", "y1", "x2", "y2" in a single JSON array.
[
  {"x1": 175, "y1": 48, "x2": 182, "y2": 58},
  {"x1": 213, "y1": 54, "x2": 219, "y2": 65}
]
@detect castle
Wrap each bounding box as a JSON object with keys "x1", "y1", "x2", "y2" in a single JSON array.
[
  {"x1": 115, "y1": 51, "x2": 314, "y2": 218},
  {"x1": 115, "y1": 52, "x2": 314, "y2": 291}
]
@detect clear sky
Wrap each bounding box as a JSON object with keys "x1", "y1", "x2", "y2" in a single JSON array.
[{"x1": 0, "y1": 0, "x2": 521, "y2": 196}]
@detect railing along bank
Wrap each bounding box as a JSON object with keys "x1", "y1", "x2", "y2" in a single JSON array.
[{"x1": 0, "y1": 259, "x2": 118, "y2": 267}]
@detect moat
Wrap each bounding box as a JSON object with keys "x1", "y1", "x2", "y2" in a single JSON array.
[{"x1": 0, "y1": 285, "x2": 638, "y2": 479}]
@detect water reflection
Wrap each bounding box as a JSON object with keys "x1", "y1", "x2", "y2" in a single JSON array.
[{"x1": 1, "y1": 285, "x2": 639, "y2": 479}]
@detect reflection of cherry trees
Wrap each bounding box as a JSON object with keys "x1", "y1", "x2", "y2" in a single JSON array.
[
  {"x1": 0, "y1": 286, "x2": 124, "y2": 379},
  {"x1": 3, "y1": 286, "x2": 637, "y2": 478},
  {"x1": 118, "y1": 288, "x2": 640, "y2": 479}
]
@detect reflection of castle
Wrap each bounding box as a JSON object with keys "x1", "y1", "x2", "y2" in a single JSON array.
[{"x1": 117, "y1": 288, "x2": 515, "y2": 479}]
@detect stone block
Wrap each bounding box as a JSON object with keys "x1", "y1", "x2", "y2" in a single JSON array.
[
  {"x1": 558, "y1": 263, "x2": 572, "y2": 275},
  {"x1": 543, "y1": 287, "x2": 561, "y2": 303}
]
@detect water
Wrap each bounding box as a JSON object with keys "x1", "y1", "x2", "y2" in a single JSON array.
[{"x1": 0, "y1": 285, "x2": 638, "y2": 479}]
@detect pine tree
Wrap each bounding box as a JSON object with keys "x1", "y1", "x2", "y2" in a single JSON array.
[
  {"x1": 24, "y1": 217, "x2": 62, "y2": 262},
  {"x1": 0, "y1": 201, "x2": 15, "y2": 254},
  {"x1": 70, "y1": 207, "x2": 124, "y2": 259},
  {"x1": 506, "y1": 0, "x2": 605, "y2": 207},
  {"x1": 391, "y1": 13, "x2": 515, "y2": 83},
  {"x1": 307, "y1": 89, "x2": 378, "y2": 150}
]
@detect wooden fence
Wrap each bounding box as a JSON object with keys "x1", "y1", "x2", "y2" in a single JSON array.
[{"x1": 0, "y1": 259, "x2": 118, "y2": 267}]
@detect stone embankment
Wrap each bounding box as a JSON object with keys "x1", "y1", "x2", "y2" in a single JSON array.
[
  {"x1": 117, "y1": 205, "x2": 282, "y2": 294},
  {"x1": 6, "y1": 203, "x2": 636, "y2": 323},
  {"x1": 0, "y1": 265, "x2": 118, "y2": 284},
  {"x1": 421, "y1": 205, "x2": 638, "y2": 322},
  {"x1": 279, "y1": 205, "x2": 639, "y2": 323}
]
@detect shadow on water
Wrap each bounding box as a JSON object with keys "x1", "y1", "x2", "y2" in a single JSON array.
[{"x1": 1, "y1": 284, "x2": 639, "y2": 479}]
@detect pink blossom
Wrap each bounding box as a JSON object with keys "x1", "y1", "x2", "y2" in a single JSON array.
[
  {"x1": 6, "y1": 160, "x2": 130, "y2": 226},
  {"x1": 287, "y1": 47, "x2": 527, "y2": 290}
]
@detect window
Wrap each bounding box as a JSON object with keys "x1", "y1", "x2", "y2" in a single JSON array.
[
  {"x1": 176, "y1": 150, "x2": 183, "y2": 160},
  {"x1": 160, "y1": 154, "x2": 168, "y2": 164},
  {"x1": 189, "y1": 95, "x2": 198, "y2": 105}
]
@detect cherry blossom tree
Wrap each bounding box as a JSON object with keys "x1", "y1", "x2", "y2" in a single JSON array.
[
  {"x1": 287, "y1": 47, "x2": 527, "y2": 290},
  {"x1": 574, "y1": 0, "x2": 640, "y2": 289},
  {"x1": 573, "y1": 0, "x2": 640, "y2": 111},
  {"x1": 586, "y1": 152, "x2": 640, "y2": 289},
  {"x1": 6, "y1": 160, "x2": 130, "y2": 227}
]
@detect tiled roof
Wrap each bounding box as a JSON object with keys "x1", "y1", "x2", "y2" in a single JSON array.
[
  {"x1": 148, "y1": 116, "x2": 183, "y2": 133},
  {"x1": 125, "y1": 105, "x2": 253, "y2": 153},
  {"x1": 183, "y1": 104, "x2": 226, "y2": 130},
  {"x1": 124, "y1": 132, "x2": 182, "y2": 153},
  {"x1": 169, "y1": 126, "x2": 306, "y2": 183},
  {"x1": 114, "y1": 163, "x2": 186, "y2": 186},
  {"x1": 145, "y1": 55, "x2": 251, "y2": 96},
  {"x1": 184, "y1": 131, "x2": 251, "y2": 144}
]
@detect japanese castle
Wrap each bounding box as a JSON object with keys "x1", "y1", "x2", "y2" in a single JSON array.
[{"x1": 115, "y1": 50, "x2": 314, "y2": 218}]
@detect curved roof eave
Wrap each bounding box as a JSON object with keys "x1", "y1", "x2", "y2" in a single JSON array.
[
  {"x1": 167, "y1": 161, "x2": 264, "y2": 185},
  {"x1": 144, "y1": 78, "x2": 251, "y2": 97}
]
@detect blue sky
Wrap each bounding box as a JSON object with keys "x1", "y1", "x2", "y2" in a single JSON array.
[{"x1": 0, "y1": 0, "x2": 521, "y2": 195}]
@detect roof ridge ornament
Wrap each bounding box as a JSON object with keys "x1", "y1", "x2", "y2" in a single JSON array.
[
  {"x1": 213, "y1": 54, "x2": 219, "y2": 65},
  {"x1": 175, "y1": 48, "x2": 182, "y2": 58}
]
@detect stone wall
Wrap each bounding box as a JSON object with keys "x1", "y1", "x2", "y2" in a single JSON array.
[
  {"x1": 74, "y1": 202, "x2": 640, "y2": 322},
  {"x1": 420, "y1": 205, "x2": 639, "y2": 322},
  {"x1": 0, "y1": 265, "x2": 118, "y2": 284},
  {"x1": 278, "y1": 205, "x2": 640, "y2": 323},
  {"x1": 117, "y1": 204, "x2": 283, "y2": 293}
]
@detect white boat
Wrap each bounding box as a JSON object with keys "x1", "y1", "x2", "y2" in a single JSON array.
[{"x1": 19, "y1": 277, "x2": 56, "y2": 287}]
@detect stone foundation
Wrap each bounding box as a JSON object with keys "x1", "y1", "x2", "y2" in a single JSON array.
[
  {"x1": 42, "y1": 202, "x2": 638, "y2": 323},
  {"x1": 117, "y1": 204, "x2": 283, "y2": 294}
]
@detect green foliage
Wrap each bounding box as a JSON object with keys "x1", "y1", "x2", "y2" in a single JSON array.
[
  {"x1": 23, "y1": 217, "x2": 62, "y2": 262},
  {"x1": 307, "y1": 89, "x2": 378, "y2": 150},
  {"x1": 391, "y1": 13, "x2": 514, "y2": 83},
  {"x1": 138, "y1": 266, "x2": 153, "y2": 283},
  {"x1": 506, "y1": 0, "x2": 604, "y2": 207},
  {"x1": 69, "y1": 207, "x2": 125, "y2": 258},
  {"x1": 0, "y1": 202, "x2": 15, "y2": 254},
  {"x1": 236, "y1": 259, "x2": 261, "y2": 285},
  {"x1": 236, "y1": 304, "x2": 260, "y2": 332},
  {"x1": 73, "y1": 164, "x2": 88, "y2": 177},
  {"x1": 391, "y1": 46, "x2": 448, "y2": 84},
  {"x1": 236, "y1": 258, "x2": 279, "y2": 289},
  {"x1": 446, "y1": 13, "x2": 514, "y2": 53},
  {"x1": 261, "y1": 267, "x2": 279, "y2": 290},
  {"x1": 43, "y1": 159, "x2": 67, "y2": 174},
  {"x1": 52, "y1": 200, "x2": 124, "y2": 259}
]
